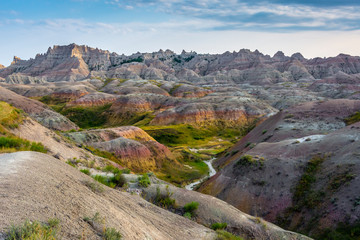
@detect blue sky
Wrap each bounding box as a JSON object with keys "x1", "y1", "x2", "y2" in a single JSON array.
[{"x1": 1, "y1": 0, "x2": 360, "y2": 65}]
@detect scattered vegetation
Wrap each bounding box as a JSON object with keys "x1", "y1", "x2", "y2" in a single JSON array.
[
  {"x1": 92, "y1": 172, "x2": 126, "y2": 189},
  {"x1": 83, "y1": 180, "x2": 105, "y2": 193},
  {"x1": 121, "y1": 57, "x2": 143, "y2": 64},
  {"x1": 329, "y1": 171, "x2": 356, "y2": 190},
  {"x1": 0, "y1": 102, "x2": 23, "y2": 129},
  {"x1": 104, "y1": 228, "x2": 122, "y2": 240},
  {"x1": 211, "y1": 222, "x2": 228, "y2": 230},
  {"x1": 153, "y1": 186, "x2": 176, "y2": 209},
  {"x1": 5, "y1": 219, "x2": 60, "y2": 240},
  {"x1": 84, "y1": 212, "x2": 122, "y2": 240},
  {"x1": 59, "y1": 104, "x2": 112, "y2": 129},
  {"x1": 80, "y1": 169, "x2": 91, "y2": 175},
  {"x1": 235, "y1": 155, "x2": 264, "y2": 169},
  {"x1": 345, "y1": 112, "x2": 360, "y2": 125},
  {"x1": 317, "y1": 221, "x2": 360, "y2": 240},
  {"x1": 138, "y1": 173, "x2": 151, "y2": 188},
  {"x1": 216, "y1": 230, "x2": 244, "y2": 240},
  {"x1": 169, "y1": 84, "x2": 183, "y2": 94},
  {"x1": 183, "y1": 201, "x2": 199, "y2": 218},
  {"x1": 276, "y1": 154, "x2": 328, "y2": 233},
  {"x1": 0, "y1": 136, "x2": 47, "y2": 153},
  {"x1": 292, "y1": 154, "x2": 326, "y2": 207}
]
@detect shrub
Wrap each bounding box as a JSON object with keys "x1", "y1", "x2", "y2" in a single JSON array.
[
  {"x1": 216, "y1": 230, "x2": 244, "y2": 240},
  {"x1": 110, "y1": 173, "x2": 126, "y2": 188},
  {"x1": 154, "y1": 186, "x2": 176, "y2": 209},
  {"x1": 211, "y1": 222, "x2": 228, "y2": 230},
  {"x1": 104, "y1": 228, "x2": 122, "y2": 240},
  {"x1": 30, "y1": 142, "x2": 47, "y2": 153},
  {"x1": 5, "y1": 219, "x2": 60, "y2": 240},
  {"x1": 138, "y1": 173, "x2": 151, "y2": 188},
  {"x1": 80, "y1": 169, "x2": 91, "y2": 175},
  {"x1": 184, "y1": 201, "x2": 199, "y2": 216},
  {"x1": 183, "y1": 212, "x2": 192, "y2": 219},
  {"x1": 0, "y1": 136, "x2": 47, "y2": 154}
]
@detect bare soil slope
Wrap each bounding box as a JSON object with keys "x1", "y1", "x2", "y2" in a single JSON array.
[{"x1": 0, "y1": 151, "x2": 215, "y2": 240}]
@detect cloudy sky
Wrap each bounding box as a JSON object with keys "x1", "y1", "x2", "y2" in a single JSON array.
[{"x1": 1, "y1": 0, "x2": 359, "y2": 65}]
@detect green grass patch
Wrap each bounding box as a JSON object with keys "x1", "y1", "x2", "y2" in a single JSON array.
[
  {"x1": 138, "y1": 173, "x2": 151, "y2": 188},
  {"x1": 216, "y1": 230, "x2": 244, "y2": 240},
  {"x1": 59, "y1": 104, "x2": 112, "y2": 129},
  {"x1": 5, "y1": 219, "x2": 60, "y2": 240},
  {"x1": 109, "y1": 111, "x2": 155, "y2": 127},
  {"x1": 211, "y1": 222, "x2": 228, "y2": 230},
  {"x1": 345, "y1": 112, "x2": 360, "y2": 125},
  {"x1": 153, "y1": 185, "x2": 176, "y2": 209},
  {"x1": 183, "y1": 201, "x2": 199, "y2": 217},
  {"x1": 92, "y1": 173, "x2": 126, "y2": 189},
  {"x1": 0, "y1": 102, "x2": 23, "y2": 129},
  {"x1": 293, "y1": 154, "x2": 326, "y2": 205},
  {"x1": 0, "y1": 136, "x2": 47, "y2": 153},
  {"x1": 80, "y1": 169, "x2": 91, "y2": 175}
]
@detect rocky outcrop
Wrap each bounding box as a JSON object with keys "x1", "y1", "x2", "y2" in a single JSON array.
[
  {"x1": 1, "y1": 44, "x2": 360, "y2": 87},
  {"x1": 110, "y1": 93, "x2": 183, "y2": 113},
  {"x1": 308, "y1": 71, "x2": 360, "y2": 99},
  {"x1": 0, "y1": 151, "x2": 215, "y2": 240},
  {"x1": 151, "y1": 95, "x2": 277, "y2": 126},
  {"x1": 68, "y1": 92, "x2": 118, "y2": 106},
  {"x1": 0, "y1": 86, "x2": 78, "y2": 131},
  {"x1": 65, "y1": 126, "x2": 173, "y2": 172}
]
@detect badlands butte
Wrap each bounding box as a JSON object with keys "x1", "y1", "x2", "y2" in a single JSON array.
[{"x1": 0, "y1": 44, "x2": 359, "y2": 240}]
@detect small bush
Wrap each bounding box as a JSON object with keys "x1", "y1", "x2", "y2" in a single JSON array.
[
  {"x1": 104, "y1": 227, "x2": 122, "y2": 240},
  {"x1": 211, "y1": 222, "x2": 228, "y2": 230},
  {"x1": 183, "y1": 212, "x2": 192, "y2": 219},
  {"x1": 138, "y1": 173, "x2": 151, "y2": 188},
  {"x1": 154, "y1": 186, "x2": 176, "y2": 209},
  {"x1": 29, "y1": 142, "x2": 47, "y2": 153},
  {"x1": 216, "y1": 230, "x2": 244, "y2": 240},
  {"x1": 184, "y1": 201, "x2": 199, "y2": 216},
  {"x1": 110, "y1": 173, "x2": 126, "y2": 188},
  {"x1": 80, "y1": 169, "x2": 91, "y2": 175},
  {"x1": 5, "y1": 219, "x2": 60, "y2": 240},
  {"x1": 231, "y1": 150, "x2": 239, "y2": 156}
]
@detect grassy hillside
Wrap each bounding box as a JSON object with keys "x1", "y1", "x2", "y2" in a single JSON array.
[{"x1": 0, "y1": 101, "x2": 47, "y2": 153}]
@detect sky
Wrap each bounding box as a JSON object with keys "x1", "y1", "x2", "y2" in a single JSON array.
[{"x1": 1, "y1": 0, "x2": 360, "y2": 66}]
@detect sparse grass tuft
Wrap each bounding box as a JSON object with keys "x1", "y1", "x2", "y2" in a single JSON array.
[
  {"x1": 83, "y1": 180, "x2": 105, "y2": 193},
  {"x1": 216, "y1": 230, "x2": 244, "y2": 240},
  {"x1": 211, "y1": 222, "x2": 228, "y2": 230},
  {"x1": 5, "y1": 219, "x2": 60, "y2": 240},
  {"x1": 345, "y1": 112, "x2": 360, "y2": 125},
  {"x1": 104, "y1": 228, "x2": 122, "y2": 240}
]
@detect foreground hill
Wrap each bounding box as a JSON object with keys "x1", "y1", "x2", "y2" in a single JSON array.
[{"x1": 0, "y1": 151, "x2": 215, "y2": 240}]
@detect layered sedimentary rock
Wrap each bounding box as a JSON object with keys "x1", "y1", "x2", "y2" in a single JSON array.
[
  {"x1": 65, "y1": 126, "x2": 173, "y2": 172},
  {"x1": 200, "y1": 99, "x2": 360, "y2": 236},
  {"x1": 0, "y1": 86, "x2": 78, "y2": 131},
  {"x1": 1, "y1": 44, "x2": 359, "y2": 89}
]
